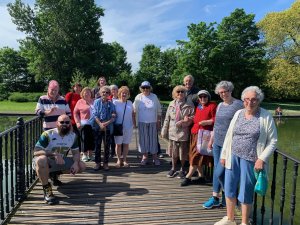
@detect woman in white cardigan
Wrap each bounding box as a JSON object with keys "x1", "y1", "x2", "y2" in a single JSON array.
[{"x1": 215, "y1": 86, "x2": 277, "y2": 225}]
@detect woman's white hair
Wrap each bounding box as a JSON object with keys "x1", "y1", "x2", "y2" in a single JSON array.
[
  {"x1": 214, "y1": 81, "x2": 234, "y2": 94},
  {"x1": 241, "y1": 86, "x2": 264, "y2": 103}
]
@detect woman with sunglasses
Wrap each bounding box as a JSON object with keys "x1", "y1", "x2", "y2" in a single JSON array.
[
  {"x1": 90, "y1": 86, "x2": 116, "y2": 171},
  {"x1": 161, "y1": 85, "x2": 194, "y2": 178},
  {"x1": 181, "y1": 90, "x2": 217, "y2": 186},
  {"x1": 133, "y1": 81, "x2": 162, "y2": 166}
]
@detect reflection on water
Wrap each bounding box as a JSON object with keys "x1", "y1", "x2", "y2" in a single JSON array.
[{"x1": 275, "y1": 117, "x2": 300, "y2": 159}]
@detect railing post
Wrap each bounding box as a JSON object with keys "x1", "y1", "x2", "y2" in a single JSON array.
[
  {"x1": 290, "y1": 162, "x2": 298, "y2": 225},
  {"x1": 16, "y1": 117, "x2": 26, "y2": 202},
  {"x1": 269, "y1": 151, "x2": 278, "y2": 225}
]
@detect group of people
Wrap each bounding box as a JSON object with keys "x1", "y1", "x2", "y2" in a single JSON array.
[
  {"x1": 33, "y1": 75, "x2": 278, "y2": 225},
  {"x1": 161, "y1": 77, "x2": 277, "y2": 225}
]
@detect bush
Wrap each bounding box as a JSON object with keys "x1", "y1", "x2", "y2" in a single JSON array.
[
  {"x1": 8, "y1": 92, "x2": 44, "y2": 102},
  {"x1": 0, "y1": 84, "x2": 9, "y2": 101}
]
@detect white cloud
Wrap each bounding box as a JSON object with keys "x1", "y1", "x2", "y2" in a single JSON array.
[
  {"x1": 0, "y1": 6, "x2": 25, "y2": 49},
  {"x1": 100, "y1": 0, "x2": 189, "y2": 71},
  {"x1": 203, "y1": 4, "x2": 218, "y2": 14}
]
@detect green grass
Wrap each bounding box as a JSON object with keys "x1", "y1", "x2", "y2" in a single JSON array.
[
  {"x1": 0, "y1": 100, "x2": 300, "y2": 116},
  {"x1": 0, "y1": 100, "x2": 36, "y2": 114}
]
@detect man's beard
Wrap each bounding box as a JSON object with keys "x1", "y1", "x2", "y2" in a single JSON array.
[{"x1": 59, "y1": 126, "x2": 71, "y2": 135}]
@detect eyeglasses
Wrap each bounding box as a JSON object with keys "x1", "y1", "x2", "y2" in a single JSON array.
[
  {"x1": 199, "y1": 95, "x2": 208, "y2": 99},
  {"x1": 244, "y1": 98, "x2": 258, "y2": 104},
  {"x1": 141, "y1": 86, "x2": 150, "y2": 89},
  {"x1": 219, "y1": 90, "x2": 229, "y2": 95},
  {"x1": 58, "y1": 121, "x2": 70, "y2": 125},
  {"x1": 177, "y1": 90, "x2": 185, "y2": 93}
]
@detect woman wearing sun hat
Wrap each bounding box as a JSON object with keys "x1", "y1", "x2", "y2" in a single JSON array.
[{"x1": 133, "y1": 81, "x2": 162, "y2": 166}]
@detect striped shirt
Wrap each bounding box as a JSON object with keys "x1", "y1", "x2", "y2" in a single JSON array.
[{"x1": 35, "y1": 95, "x2": 71, "y2": 130}]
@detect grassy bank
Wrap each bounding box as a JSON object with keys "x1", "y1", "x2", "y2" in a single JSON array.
[
  {"x1": 0, "y1": 101, "x2": 36, "y2": 114},
  {"x1": 0, "y1": 100, "x2": 300, "y2": 116}
]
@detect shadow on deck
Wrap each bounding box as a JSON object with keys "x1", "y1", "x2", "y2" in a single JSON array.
[{"x1": 8, "y1": 134, "x2": 236, "y2": 225}]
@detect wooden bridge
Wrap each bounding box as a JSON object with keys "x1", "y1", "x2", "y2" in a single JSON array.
[{"x1": 6, "y1": 134, "x2": 239, "y2": 225}]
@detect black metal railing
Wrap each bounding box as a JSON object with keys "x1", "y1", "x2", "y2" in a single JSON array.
[
  {"x1": 252, "y1": 149, "x2": 299, "y2": 225},
  {"x1": 0, "y1": 116, "x2": 42, "y2": 224}
]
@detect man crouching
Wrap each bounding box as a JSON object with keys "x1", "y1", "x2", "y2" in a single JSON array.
[{"x1": 33, "y1": 114, "x2": 86, "y2": 204}]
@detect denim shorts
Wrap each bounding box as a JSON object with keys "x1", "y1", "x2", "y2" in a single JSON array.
[{"x1": 224, "y1": 154, "x2": 256, "y2": 204}]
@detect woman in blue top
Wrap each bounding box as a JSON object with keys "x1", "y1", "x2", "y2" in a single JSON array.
[{"x1": 203, "y1": 81, "x2": 243, "y2": 209}]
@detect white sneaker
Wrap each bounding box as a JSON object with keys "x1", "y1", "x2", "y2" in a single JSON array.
[
  {"x1": 214, "y1": 216, "x2": 237, "y2": 225},
  {"x1": 82, "y1": 154, "x2": 89, "y2": 162}
]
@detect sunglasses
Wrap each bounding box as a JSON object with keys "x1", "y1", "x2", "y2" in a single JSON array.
[
  {"x1": 58, "y1": 121, "x2": 70, "y2": 125},
  {"x1": 177, "y1": 90, "x2": 185, "y2": 93},
  {"x1": 141, "y1": 86, "x2": 150, "y2": 89},
  {"x1": 102, "y1": 91, "x2": 110, "y2": 94}
]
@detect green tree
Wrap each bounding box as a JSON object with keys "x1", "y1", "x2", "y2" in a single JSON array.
[
  {"x1": 213, "y1": 9, "x2": 267, "y2": 95},
  {"x1": 173, "y1": 22, "x2": 218, "y2": 91},
  {"x1": 136, "y1": 44, "x2": 177, "y2": 98},
  {"x1": 8, "y1": 0, "x2": 105, "y2": 93},
  {"x1": 0, "y1": 47, "x2": 43, "y2": 97},
  {"x1": 103, "y1": 42, "x2": 132, "y2": 82},
  {"x1": 257, "y1": 1, "x2": 300, "y2": 99}
]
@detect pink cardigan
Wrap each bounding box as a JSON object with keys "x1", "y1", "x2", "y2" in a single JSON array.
[{"x1": 73, "y1": 99, "x2": 94, "y2": 124}]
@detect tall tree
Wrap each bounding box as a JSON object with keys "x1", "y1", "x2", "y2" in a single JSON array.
[
  {"x1": 213, "y1": 9, "x2": 266, "y2": 95},
  {"x1": 257, "y1": 1, "x2": 300, "y2": 99},
  {"x1": 0, "y1": 47, "x2": 43, "y2": 96},
  {"x1": 8, "y1": 0, "x2": 105, "y2": 93},
  {"x1": 173, "y1": 22, "x2": 218, "y2": 91},
  {"x1": 136, "y1": 44, "x2": 177, "y2": 98}
]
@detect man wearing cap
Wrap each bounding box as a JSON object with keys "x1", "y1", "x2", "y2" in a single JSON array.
[
  {"x1": 183, "y1": 75, "x2": 200, "y2": 107},
  {"x1": 133, "y1": 81, "x2": 162, "y2": 166}
]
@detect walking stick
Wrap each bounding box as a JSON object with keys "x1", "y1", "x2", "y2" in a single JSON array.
[{"x1": 135, "y1": 127, "x2": 140, "y2": 159}]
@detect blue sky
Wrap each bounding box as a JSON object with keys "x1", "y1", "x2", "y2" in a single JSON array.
[{"x1": 0, "y1": 0, "x2": 296, "y2": 71}]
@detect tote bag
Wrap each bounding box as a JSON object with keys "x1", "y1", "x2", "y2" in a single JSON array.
[{"x1": 196, "y1": 129, "x2": 212, "y2": 156}]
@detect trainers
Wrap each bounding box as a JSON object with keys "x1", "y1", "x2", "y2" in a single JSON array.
[
  {"x1": 153, "y1": 159, "x2": 160, "y2": 166},
  {"x1": 43, "y1": 183, "x2": 58, "y2": 205},
  {"x1": 214, "y1": 216, "x2": 236, "y2": 225},
  {"x1": 180, "y1": 177, "x2": 192, "y2": 186},
  {"x1": 140, "y1": 159, "x2": 147, "y2": 166},
  {"x1": 177, "y1": 170, "x2": 186, "y2": 179},
  {"x1": 203, "y1": 196, "x2": 220, "y2": 209},
  {"x1": 167, "y1": 169, "x2": 177, "y2": 178},
  {"x1": 82, "y1": 154, "x2": 89, "y2": 162},
  {"x1": 158, "y1": 154, "x2": 164, "y2": 158}
]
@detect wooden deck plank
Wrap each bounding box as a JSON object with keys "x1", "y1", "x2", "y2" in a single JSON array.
[{"x1": 8, "y1": 133, "x2": 241, "y2": 225}]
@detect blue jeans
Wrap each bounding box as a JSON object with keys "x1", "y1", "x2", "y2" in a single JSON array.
[{"x1": 212, "y1": 144, "x2": 225, "y2": 193}]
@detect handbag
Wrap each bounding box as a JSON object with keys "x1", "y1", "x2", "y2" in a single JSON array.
[
  {"x1": 254, "y1": 169, "x2": 268, "y2": 196},
  {"x1": 113, "y1": 101, "x2": 127, "y2": 136},
  {"x1": 196, "y1": 129, "x2": 213, "y2": 156}
]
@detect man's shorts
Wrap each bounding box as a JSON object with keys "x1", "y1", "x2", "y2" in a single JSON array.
[{"x1": 32, "y1": 156, "x2": 74, "y2": 172}]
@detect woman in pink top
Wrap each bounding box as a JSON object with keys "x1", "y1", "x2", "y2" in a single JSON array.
[{"x1": 74, "y1": 87, "x2": 95, "y2": 162}]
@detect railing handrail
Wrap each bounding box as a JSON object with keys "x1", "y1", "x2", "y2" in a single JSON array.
[{"x1": 275, "y1": 148, "x2": 300, "y2": 164}]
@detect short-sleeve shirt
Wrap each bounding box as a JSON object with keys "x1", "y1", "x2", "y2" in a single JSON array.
[
  {"x1": 114, "y1": 100, "x2": 133, "y2": 129},
  {"x1": 138, "y1": 95, "x2": 157, "y2": 123},
  {"x1": 35, "y1": 128, "x2": 79, "y2": 157},
  {"x1": 213, "y1": 99, "x2": 244, "y2": 146}
]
